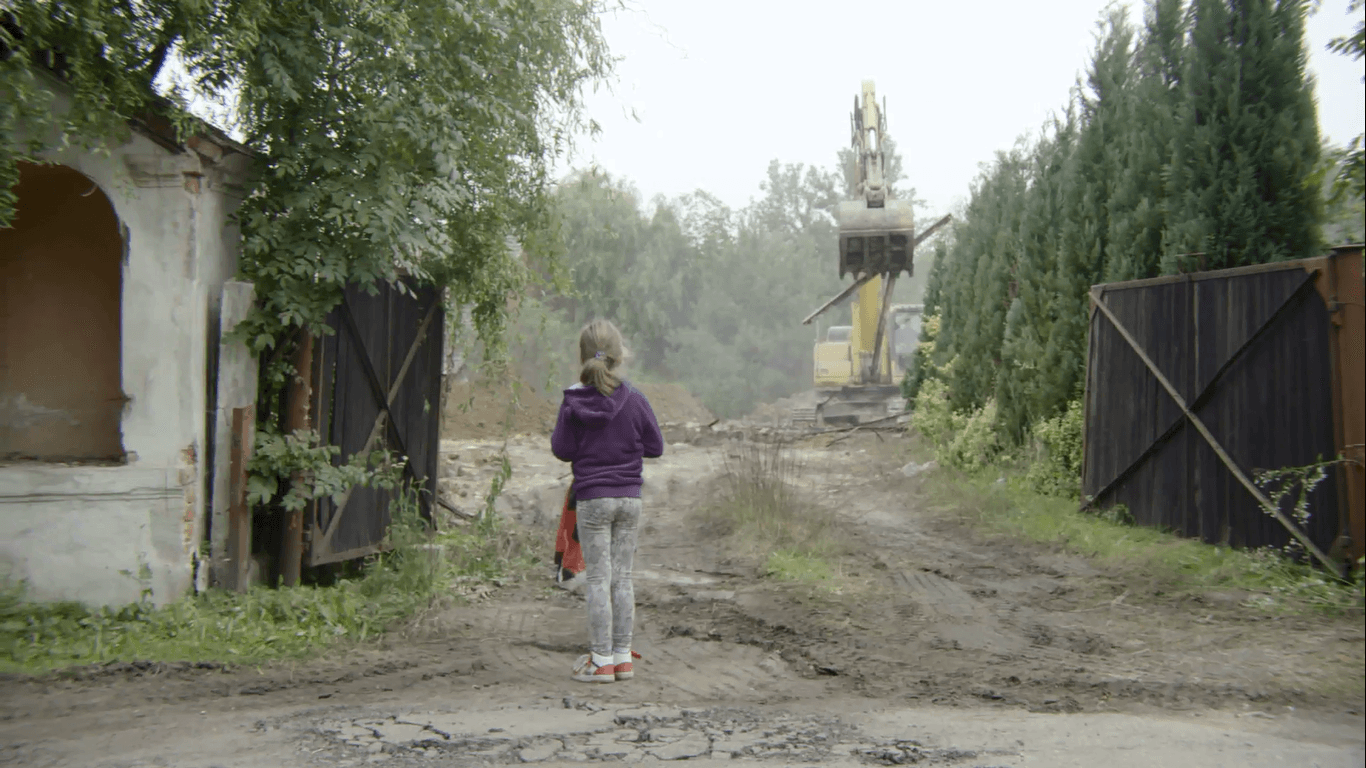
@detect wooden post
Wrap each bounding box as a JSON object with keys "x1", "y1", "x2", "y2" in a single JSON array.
[
  {"x1": 280, "y1": 331, "x2": 314, "y2": 587},
  {"x1": 225, "y1": 407, "x2": 255, "y2": 592}
]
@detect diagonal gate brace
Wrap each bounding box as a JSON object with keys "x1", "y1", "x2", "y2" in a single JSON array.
[
  {"x1": 1084, "y1": 271, "x2": 1321, "y2": 514},
  {"x1": 1089, "y1": 289, "x2": 1339, "y2": 574}
]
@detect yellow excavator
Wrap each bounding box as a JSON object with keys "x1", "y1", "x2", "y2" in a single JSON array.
[{"x1": 802, "y1": 81, "x2": 950, "y2": 427}]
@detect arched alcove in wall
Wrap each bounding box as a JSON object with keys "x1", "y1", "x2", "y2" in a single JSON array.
[{"x1": 0, "y1": 162, "x2": 125, "y2": 461}]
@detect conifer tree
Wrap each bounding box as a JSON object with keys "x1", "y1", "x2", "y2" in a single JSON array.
[
  {"x1": 1164, "y1": 0, "x2": 1322, "y2": 272},
  {"x1": 940, "y1": 147, "x2": 1029, "y2": 413},
  {"x1": 1105, "y1": 0, "x2": 1185, "y2": 282},
  {"x1": 905, "y1": 238, "x2": 950, "y2": 404},
  {"x1": 996, "y1": 113, "x2": 1078, "y2": 441},
  {"x1": 1040, "y1": 10, "x2": 1138, "y2": 422}
]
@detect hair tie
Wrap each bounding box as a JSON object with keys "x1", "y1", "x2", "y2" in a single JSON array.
[{"x1": 594, "y1": 351, "x2": 605, "y2": 360}]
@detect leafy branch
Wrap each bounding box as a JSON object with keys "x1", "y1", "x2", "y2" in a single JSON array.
[
  {"x1": 245, "y1": 428, "x2": 403, "y2": 512},
  {"x1": 1253, "y1": 455, "x2": 1342, "y2": 560},
  {"x1": 1326, "y1": 0, "x2": 1365, "y2": 203}
]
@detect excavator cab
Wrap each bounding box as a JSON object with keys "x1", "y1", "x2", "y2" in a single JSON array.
[
  {"x1": 814, "y1": 325, "x2": 855, "y2": 388},
  {"x1": 889, "y1": 304, "x2": 924, "y2": 374}
]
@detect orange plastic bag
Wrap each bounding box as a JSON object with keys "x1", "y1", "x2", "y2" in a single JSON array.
[{"x1": 554, "y1": 486, "x2": 585, "y2": 578}]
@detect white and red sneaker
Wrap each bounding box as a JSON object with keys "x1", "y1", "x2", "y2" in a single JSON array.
[
  {"x1": 571, "y1": 654, "x2": 615, "y2": 683},
  {"x1": 614, "y1": 651, "x2": 642, "y2": 681}
]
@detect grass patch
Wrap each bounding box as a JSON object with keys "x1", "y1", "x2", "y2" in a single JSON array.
[
  {"x1": 921, "y1": 467, "x2": 1364, "y2": 613},
  {"x1": 700, "y1": 440, "x2": 845, "y2": 582},
  {"x1": 1, "y1": 486, "x2": 535, "y2": 675},
  {"x1": 763, "y1": 549, "x2": 834, "y2": 583}
]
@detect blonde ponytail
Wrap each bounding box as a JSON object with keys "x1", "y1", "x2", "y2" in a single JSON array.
[{"x1": 578, "y1": 319, "x2": 626, "y2": 396}]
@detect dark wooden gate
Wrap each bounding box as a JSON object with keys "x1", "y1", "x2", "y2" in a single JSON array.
[
  {"x1": 1082, "y1": 257, "x2": 1356, "y2": 570},
  {"x1": 307, "y1": 280, "x2": 444, "y2": 565}
]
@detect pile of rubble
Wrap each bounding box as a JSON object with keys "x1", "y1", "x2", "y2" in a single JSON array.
[{"x1": 312, "y1": 703, "x2": 991, "y2": 765}]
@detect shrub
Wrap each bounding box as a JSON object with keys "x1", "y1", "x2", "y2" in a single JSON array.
[
  {"x1": 940, "y1": 398, "x2": 1005, "y2": 473},
  {"x1": 910, "y1": 377, "x2": 964, "y2": 450},
  {"x1": 1023, "y1": 399, "x2": 1085, "y2": 498}
]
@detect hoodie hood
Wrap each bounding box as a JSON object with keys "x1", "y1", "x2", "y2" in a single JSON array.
[{"x1": 562, "y1": 382, "x2": 630, "y2": 427}]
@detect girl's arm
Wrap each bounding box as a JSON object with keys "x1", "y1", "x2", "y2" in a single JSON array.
[{"x1": 550, "y1": 402, "x2": 577, "y2": 462}]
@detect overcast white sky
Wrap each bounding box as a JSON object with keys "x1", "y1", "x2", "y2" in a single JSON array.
[{"x1": 566, "y1": 0, "x2": 1366, "y2": 217}]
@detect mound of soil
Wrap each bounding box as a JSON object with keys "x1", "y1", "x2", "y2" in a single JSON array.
[
  {"x1": 441, "y1": 376, "x2": 558, "y2": 439},
  {"x1": 634, "y1": 382, "x2": 715, "y2": 424},
  {"x1": 747, "y1": 389, "x2": 818, "y2": 424},
  {"x1": 441, "y1": 377, "x2": 714, "y2": 437}
]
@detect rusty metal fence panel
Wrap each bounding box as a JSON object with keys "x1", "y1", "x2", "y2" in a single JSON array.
[
  {"x1": 1082, "y1": 255, "x2": 1357, "y2": 560},
  {"x1": 1326, "y1": 246, "x2": 1364, "y2": 562}
]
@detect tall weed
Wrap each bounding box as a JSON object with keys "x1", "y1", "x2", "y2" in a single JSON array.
[{"x1": 703, "y1": 440, "x2": 841, "y2": 572}]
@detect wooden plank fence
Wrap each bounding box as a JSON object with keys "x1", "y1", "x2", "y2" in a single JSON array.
[{"x1": 1082, "y1": 248, "x2": 1364, "y2": 569}]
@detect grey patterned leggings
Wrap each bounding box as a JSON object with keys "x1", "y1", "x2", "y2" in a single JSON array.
[{"x1": 576, "y1": 497, "x2": 641, "y2": 657}]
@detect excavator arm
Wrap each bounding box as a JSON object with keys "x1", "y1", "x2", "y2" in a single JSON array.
[{"x1": 802, "y1": 80, "x2": 953, "y2": 412}]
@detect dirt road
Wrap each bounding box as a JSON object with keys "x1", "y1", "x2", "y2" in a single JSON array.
[{"x1": 3, "y1": 429, "x2": 1363, "y2": 767}]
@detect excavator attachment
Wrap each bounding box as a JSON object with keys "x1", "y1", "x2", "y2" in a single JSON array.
[{"x1": 837, "y1": 198, "x2": 916, "y2": 280}]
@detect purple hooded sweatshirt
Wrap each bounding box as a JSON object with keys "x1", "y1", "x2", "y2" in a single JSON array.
[{"x1": 550, "y1": 381, "x2": 664, "y2": 500}]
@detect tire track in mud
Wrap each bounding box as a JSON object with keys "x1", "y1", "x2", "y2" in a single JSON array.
[
  {"x1": 891, "y1": 569, "x2": 978, "y2": 619},
  {"x1": 887, "y1": 568, "x2": 1164, "y2": 688},
  {"x1": 470, "y1": 599, "x2": 798, "y2": 702}
]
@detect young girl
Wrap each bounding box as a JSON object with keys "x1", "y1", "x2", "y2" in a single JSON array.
[{"x1": 550, "y1": 319, "x2": 664, "y2": 683}]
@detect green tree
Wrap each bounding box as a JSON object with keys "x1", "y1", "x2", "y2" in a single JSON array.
[
  {"x1": 1104, "y1": 0, "x2": 1185, "y2": 282},
  {"x1": 754, "y1": 159, "x2": 841, "y2": 235},
  {"x1": 544, "y1": 157, "x2": 850, "y2": 418},
  {"x1": 904, "y1": 237, "x2": 951, "y2": 404},
  {"x1": 935, "y1": 145, "x2": 1030, "y2": 414},
  {"x1": 1318, "y1": 142, "x2": 1366, "y2": 243},
  {"x1": 1164, "y1": 0, "x2": 1322, "y2": 272},
  {"x1": 2, "y1": 0, "x2": 612, "y2": 358},
  {"x1": 996, "y1": 112, "x2": 1078, "y2": 441},
  {"x1": 549, "y1": 171, "x2": 648, "y2": 333},
  {"x1": 1326, "y1": 0, "x2": 1364, "y2": 202},
  {"x1": 671, "y1": 161, "x2": 846, "y2": 417},
  {"x1": 1036, "y1": 9, "x2": 1137, "y2": 429}
]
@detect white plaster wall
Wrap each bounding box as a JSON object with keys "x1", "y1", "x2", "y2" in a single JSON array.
[
  {"x1": 0, "y1": 466, "x2": 180, "y2": 606},
  {"x1": 0, "y1": 123, "x2": 251, "y2": 607}
]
